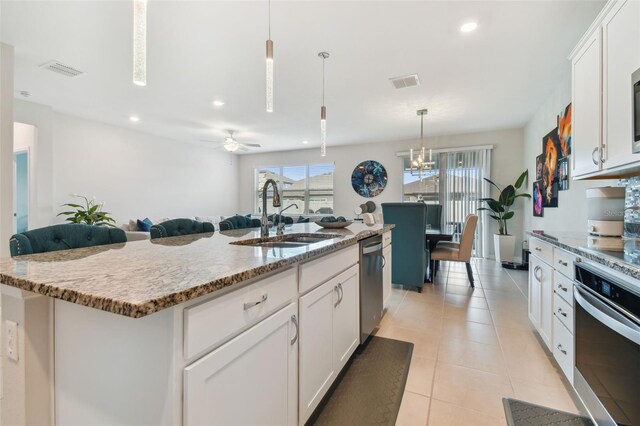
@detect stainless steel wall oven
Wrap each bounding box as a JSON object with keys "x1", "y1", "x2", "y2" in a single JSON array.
[{"x1": 574, "y1": 263, "x2": 640, "y2": 426}]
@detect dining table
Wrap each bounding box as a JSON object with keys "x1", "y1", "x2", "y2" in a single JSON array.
[{"x1": 425, "y1": 227, "x2": 455, "y2": 282}]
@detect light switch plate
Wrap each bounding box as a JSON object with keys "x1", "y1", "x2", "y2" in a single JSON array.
[{"x1": 6, "y1": 320, "x2": 18, "y2": 361}]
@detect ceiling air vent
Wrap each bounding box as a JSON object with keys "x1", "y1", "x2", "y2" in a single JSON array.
[
  {"x1": 39, "y1": 61, "x2": 84, "y2": 77},
  {"x1": 389, "y1": 74, "x2": 420, "y2": 89}
]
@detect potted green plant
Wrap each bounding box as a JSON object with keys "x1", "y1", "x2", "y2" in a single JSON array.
[
  {"x1": 57, "y1": 194, "x2": 116, "y2": 227},
  {"x1": 478, "y1": 170, "x2": 530, "y2": 262}
]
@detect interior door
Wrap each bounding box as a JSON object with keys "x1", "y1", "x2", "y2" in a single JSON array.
[{"x1": 13, "y1": 150, "x2": 29, "y2": 233}]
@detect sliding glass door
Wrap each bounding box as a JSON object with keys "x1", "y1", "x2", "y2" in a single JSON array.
[{"x1": 403, "y1": 148, "x2": 491, "y2": 258}]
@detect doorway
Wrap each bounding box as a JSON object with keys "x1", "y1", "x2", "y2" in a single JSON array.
[{"x1": 13, "y1": 122, "x2": 35, "y2": 233}]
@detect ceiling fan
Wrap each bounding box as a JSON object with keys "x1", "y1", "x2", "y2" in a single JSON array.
[{"x1": 201, "y1": 131, "x2": 261, "y2": 152}]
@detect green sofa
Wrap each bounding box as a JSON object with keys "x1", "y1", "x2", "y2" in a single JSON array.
[
  {"x1": 219, "y1": 215, "x2": 262, "y2": 231},
  {"x1": 381, "y1": 202, "x2": 428, "y2": 291},
  {"x1": 150, "y1": 218, "x2": 215, "y2": 239},
  {"x1": 9, "y1": 223, "x2": 127, "y2": 257}
]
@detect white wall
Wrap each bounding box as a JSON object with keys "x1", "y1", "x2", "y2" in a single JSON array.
[
  {"x1": 238, "y1": 127, "x2": 526, "y2": 258},
  {"x1": 523, "y1": 73, "x2": 615, "y2": 234},
  {"x1": 14, "y1": 100, "x2": 239, "y2": 227}
]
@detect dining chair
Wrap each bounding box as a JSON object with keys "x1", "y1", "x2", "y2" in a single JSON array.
[
  {"x1": 9, "y1": 223, "x2": 127, "y2": 256},
  {"x1": 381, "y1": 202, "x2": 428, "y2": 292},
  {"x1": 425, "y1": 204, "x2": 443, "y2": 229},
  {"x1": 430, "y1": 214, "x2": 478, "y2": 286}
]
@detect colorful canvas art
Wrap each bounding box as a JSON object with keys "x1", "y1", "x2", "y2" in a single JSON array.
[
  {"x1": 542, "y1": 128, "x2": 561, "y2": 208},
  {"x1": 558, "y1": 103, "x2": 572, "y2": 157},
  {"x1": 558, "y1": 156, "x2": 569, "y2": 191},
  {"x1": 533, "y1": 180, "x2": 544, "y2": 217},
  {"x1": 535, "y1": 154, "x2": 544, "y2": 180}
]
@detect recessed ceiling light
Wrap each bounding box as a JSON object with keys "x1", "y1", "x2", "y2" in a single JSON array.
[
  {"x1": 213, "y1": 100, "x2": 225, "y2": 107},
  {"x1": 460, "y1": 22, "x2": 478, "y2": 33},
  {"x1": 129, "y1": 116, "x2": 140, "y2": 122},
  {"x1": 302, "y1": 140, "x2": 309, "y2": 144}
]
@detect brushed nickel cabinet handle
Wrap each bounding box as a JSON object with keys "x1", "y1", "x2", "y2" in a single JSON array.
[
  {"x1": 244, "y1": 294, "x2": 268, "y2": 310},
  {"x1": 557, "y1": 308, "x2": 567, "y2": 317},
  {"x1": 557, "y1": 344, "x2": 567, "y2": 355},
  {"x1": 290, "y1": 315, "x2": 298, "y2": 346},
  {"x1": 592, "y1": 147, "x2": 599, "y2": 165},
  {"x1": 558, "y1": 260, "x2": 568, "y2": 267}
]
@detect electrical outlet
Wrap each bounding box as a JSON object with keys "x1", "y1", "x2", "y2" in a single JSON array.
[{"x1": 6, "y1": 320, "x2": 18, "y2": 361}]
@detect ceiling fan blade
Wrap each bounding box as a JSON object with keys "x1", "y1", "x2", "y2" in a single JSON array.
[
  {"x1": 242, "y1": 143, "x2": 261, "y2": 148},
  {"x1": 238, "y1": 146, "x2": 250, "y2": 152}
]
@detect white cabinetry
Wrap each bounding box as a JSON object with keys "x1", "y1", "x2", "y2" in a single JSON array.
[
  {"x1": 571, "y1": 0, "x2": 640, "y2": 178},
  {"x1": 528, "y1": 252, "x2": 553, "y2": 348},
  {"x1": 382, "y1": 231, "x2": 392, "y2": 309},
  {"x1": 572, "y1": 28, "x2": 603, "y2": 176},
  {"x1": 528, "y1": 237, "x2": 578, "y2": 385},
  {"x1": 183, "y1": 303, "x2": 298, "y2": 426},
  {"x1": 299, "y1": 264, "x2": 359, "y2": 425},
  {"x1": 602, "y1": 0, "x2": 640, "y2": 168}
]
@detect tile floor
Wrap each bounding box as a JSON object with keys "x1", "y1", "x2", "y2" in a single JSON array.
[{"x1": 377, "y1": 258, "x2": 580, "y2": 426}]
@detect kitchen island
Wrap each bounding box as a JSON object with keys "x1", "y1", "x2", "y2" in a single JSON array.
[{"x1": 0, "y1": 222, "x2": 393, "y2": 425}]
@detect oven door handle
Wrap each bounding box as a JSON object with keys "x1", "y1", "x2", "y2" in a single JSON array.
[{"x1": 574, "y1": 285, "x2": 640, "y2": 345}]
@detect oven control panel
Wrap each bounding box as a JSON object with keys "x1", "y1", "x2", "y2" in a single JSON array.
[{"x1": 575, "y1": 264, "x2": 640, "y2": 317}]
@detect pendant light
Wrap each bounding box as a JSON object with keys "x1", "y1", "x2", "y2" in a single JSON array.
[
  {"x1": 410, "y1": 109, "x2": 434, "y2": 179},
  {"x1": 133, "y1": 0, "x2": 147, "y2": 86},
  {"x1": 318, "y1": 52, "x2": 329, "y2": 157},
  {"x1": 265, "y1": 0, "x2": 274, "y2": 112}
]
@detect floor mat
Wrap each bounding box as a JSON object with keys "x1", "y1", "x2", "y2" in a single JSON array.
[
  {"x1": 503, "y1": 398, "x2": 594, "y2": 426},
  {"x1": 309, "y1": 336, "x2": 414, "y2": 426}
]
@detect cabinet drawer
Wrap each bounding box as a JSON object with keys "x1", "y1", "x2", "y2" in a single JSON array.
[
  {"x1": 553, "y1": 271, "x2": 574, "y2": 308},
  {"x1": 553, "y1": 248, "x2": 577, "y2": 280},
  {"x1": 553, "y1": 316, "x2": 574, "y2": 384},
  {"x1": 530, "y1": 237, "x2": 553, "y2": 264},
  {"x1": 299, "y1": 245, "x2": 359, "y2": 295},
  {"x1": 383, "y1": 231, "x2": 392, "y2": 248},
  {"x1": 184, "y1": 268, "x2": 297, "y2": 360},
  {"x1": 554, "y1": 290, "x2": 574, "y2": 334}
]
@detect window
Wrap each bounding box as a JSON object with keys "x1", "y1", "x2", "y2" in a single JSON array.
[{"x1": 255, "y1": 163, "x2": 334, "y2": 214}]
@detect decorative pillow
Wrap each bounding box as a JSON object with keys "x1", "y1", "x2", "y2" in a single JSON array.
[
  {"x1": 137, "y1": 217, "x2": 153, "y2": 232},
  {"x1": 128, "y1": 219, "x2": 139, "y2": 232},
  {"x1": 297, "y1": 216, "x2": 310, "y2": 223}
]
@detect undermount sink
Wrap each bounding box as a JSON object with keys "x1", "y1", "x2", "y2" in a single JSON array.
[{"x1": 230, "y1": 233, "x2": 342, "y2": 248}]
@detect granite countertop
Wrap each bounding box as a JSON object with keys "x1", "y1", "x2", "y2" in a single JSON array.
[
  {"x1": 527, "y1": 231, "x2": 640, "y2": 280},
  {"x1": 0, "y1": 223, "x2": 393, "y2": 318}
]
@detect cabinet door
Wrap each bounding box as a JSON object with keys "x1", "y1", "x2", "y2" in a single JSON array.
[
  {"x1": 333, "y1": 266, "x2": 360, "y2": 373},
  {"x1": 382, "y1": 245, "x2": 392, "y2": 309},
  {"x1": 572, "y1": 28, "x2": 603, "y2": 177},
  {"x1": 528, "y1": 256, "x2": 542, "y2": 328},
  {"x1": 299, "y1": 280, "x2": 336, "y2": 424},
  {"x1": 539, "y1": 260, "x2": 554, "y2": 349},
  {"x1": 602, "y1": 0, "x2": 640, "y2": 168},
  {"x1": 183, "y1": 303, "x2": 298, "y2": 426}
]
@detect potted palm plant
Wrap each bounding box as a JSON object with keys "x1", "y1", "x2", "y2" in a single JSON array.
[{"x1": 478, "y1": 170, "x2": 530, "y2": 262}]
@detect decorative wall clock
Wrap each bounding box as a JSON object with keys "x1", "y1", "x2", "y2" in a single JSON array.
[{"x1": 351, "y1": 160, "x2": 388, "y2": 198}]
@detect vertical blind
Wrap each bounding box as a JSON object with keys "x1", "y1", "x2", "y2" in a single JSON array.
[{"x1": 440, "y1": 149, "x2": 491, "y2": 258}]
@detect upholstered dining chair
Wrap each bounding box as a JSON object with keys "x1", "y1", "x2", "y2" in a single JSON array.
[
  {"x1": 425, "y1": 204, "x2": 443, "y2": 230},
  {"x1": 150, "y1": 218, "x2": 215, "y2": 239},
  {"x1": 430, "y1": 214, "x2": 478, "y2": 287},
  {"x1": 9, "y1": 223, "x2": 127, "y2": 257},
  {"x1": 381, "y1": 202, "x2": 428, "y2": 292}
]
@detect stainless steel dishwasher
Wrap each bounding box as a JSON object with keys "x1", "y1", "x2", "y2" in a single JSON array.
[{"x1": 359, "y1": 235, "x2": 384, "y2": 344}]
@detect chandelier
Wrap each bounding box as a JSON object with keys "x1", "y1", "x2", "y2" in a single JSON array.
[{"x1": 410, "y1": 109, "x2": 435, "y2": 179}]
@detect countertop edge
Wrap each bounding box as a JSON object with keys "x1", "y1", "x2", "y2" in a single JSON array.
[
  {"x1": 0, "y1": 226, "x2": 393, "y2": 318},
  {"x1": 527, "y1": 232, "x2": 640, "y2": 280}
]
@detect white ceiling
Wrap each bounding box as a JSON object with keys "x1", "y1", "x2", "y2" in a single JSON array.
[{"x1": 1, "y1": 0, "x2": 604, "y2": 154}]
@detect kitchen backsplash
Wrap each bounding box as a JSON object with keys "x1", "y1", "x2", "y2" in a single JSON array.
[{"x1": 623, "y1": 177, "x2": 640, "y2": 237}]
